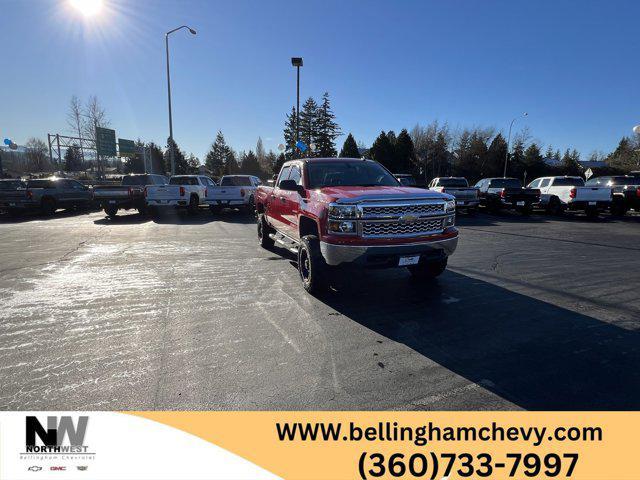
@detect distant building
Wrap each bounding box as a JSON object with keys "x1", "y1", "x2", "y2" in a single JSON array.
[
  {"x1": 579, "y1": 160, "x2": 607, "y2": 169},
  {"x1": 543, "y1": 156, "x2": 562, "y2": 167}
]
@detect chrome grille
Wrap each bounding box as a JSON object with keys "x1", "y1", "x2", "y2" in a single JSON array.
[
  {"x1": 360, "y1": 203, "x2": 444, "y2": 218},
  {"x1": 362, "y1": 218, "x2": 444, "y2": 237}
]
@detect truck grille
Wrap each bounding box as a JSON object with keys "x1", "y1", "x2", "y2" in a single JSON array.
[
  {"x1": 362, "y1": 218, "x2": 444, "y2": 237},
  {"x1": 360, "y1": 203, "x2": 444, "y2": 218}
]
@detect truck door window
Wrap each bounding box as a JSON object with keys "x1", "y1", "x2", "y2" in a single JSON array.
[
  {"x1": 277, "y1": 166, "x2": 291, "y2": 187},
  {"x1": 539, "y1": 178, "x2": 551, "y2": 188},
  {"x1": 289, "y1": 165, "x2": 302, "y2": 185}
]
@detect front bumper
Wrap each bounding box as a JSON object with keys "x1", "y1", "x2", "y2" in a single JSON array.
[{"x1": 320, "y1": 233, "x2": 458, "y2": 267}]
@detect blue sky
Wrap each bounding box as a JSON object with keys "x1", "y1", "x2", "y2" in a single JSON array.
[{"x1": 3, "y1": 0, "x2": 640, "y2": 161}]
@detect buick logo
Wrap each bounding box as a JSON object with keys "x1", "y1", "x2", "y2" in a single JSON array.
[{"x1": 398, "y1": 214, "x2": 418, "y2": 223}]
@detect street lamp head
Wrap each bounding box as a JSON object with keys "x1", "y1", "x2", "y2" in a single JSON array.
[
  {"x1": 523, "y1": 112, "x2": 528, "y2": 117},
  {"x1": 188, "y1": 28, "x2": 197, "y2": 35},
  {"x1": 633, "y1": 125, "x2": 640, "y2": 135},
  {"x1": 291, "y1": 57, "x2": 303, "y2": 67}
]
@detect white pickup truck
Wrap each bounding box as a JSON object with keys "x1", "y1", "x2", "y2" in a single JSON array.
[
  {"x1": 527, "y1": 176, "x2": 612, "y2": 217},
  {"x1": 145, "y1": 175, "x2": 216, "y2": 214},
  {"x1": 205, "y1": 175, "x2": 262, "y2": 213},
  {"x1": 428, "y1": 177, "x2": 480, "y2": 212}
]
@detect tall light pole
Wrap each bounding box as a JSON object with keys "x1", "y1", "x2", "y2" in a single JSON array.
[
  {"x1": 166, "y1": 25, "x2": 197, "y2": 175},
  {"x1": 291, "y1": 57, "x2": 303, "y2": 145},
  {"x1": 504, "y1": 112, "x2": 528, "y2": 177}
]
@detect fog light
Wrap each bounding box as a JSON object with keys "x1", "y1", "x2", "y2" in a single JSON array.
[{"x1": 328, "y1": 220, "x2": 356, "y2": 234}]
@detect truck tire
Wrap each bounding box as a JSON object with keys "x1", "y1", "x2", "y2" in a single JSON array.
[
  {"x1": 611, "y1": 197, "x2": 627, "y2": 217},
  {"x1": 41, "y1": 198, "x2": 56, "y2": 216},
  {"x1": 104, "y1": 205, "x2": 118, "y2": 217},
  {"x1": 585, "y1": 206, "x2": 599, "y2": 219},
  {"x1": 547, "y1": 196, "x2": 564, "y2": 216},
  {"x1": 187, "y1": 195, "x2": 199, "y2": 215},
  {"x1": 408, "y1": 258, "x2": 447, "y2": 281},
  {"x1": 298, "y1": 235, "x2": 329, "y2": 294},
  {"x1": 257, "y1": 214, "x2": 275, "y2": 249}
]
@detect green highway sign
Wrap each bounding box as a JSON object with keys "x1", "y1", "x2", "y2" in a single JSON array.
[
  {"x1": 96, "y1": 127, "x2": 117, "y2": 157},
  {"x1": 118, "y1": 138, "x2": 136, "y2": 157}
]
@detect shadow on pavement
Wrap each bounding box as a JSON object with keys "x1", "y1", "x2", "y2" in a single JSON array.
[
  {"x1": 319, "y1": 269, "x2": 640, "y2": 410},
  {"x1": 0, "y1": 207, "x2": 97, "y2": 224}
]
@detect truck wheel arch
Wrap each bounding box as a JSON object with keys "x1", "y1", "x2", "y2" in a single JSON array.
[{"x1": 299, "y1": 215, "x2": 319, "y2": 238}]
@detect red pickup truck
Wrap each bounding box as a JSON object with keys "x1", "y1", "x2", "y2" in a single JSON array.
[{"x1": 255, "y1": 157, "x2": 458, "y2": 294}]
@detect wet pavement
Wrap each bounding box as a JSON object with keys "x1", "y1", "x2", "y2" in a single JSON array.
[{"x1": 1, "y1": 208, "x2": 639, "y2": 410}]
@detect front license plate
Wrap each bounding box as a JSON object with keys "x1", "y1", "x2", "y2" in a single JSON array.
[
  {"x1": 108, "y1": 200, "x2": 116, "y2": 204},
  {"x1": 588, "y1": 201, "x2": 596, "y2": 206},
  {"x1": 456, "y1": 201, "x2": 465, "y2": 205},
  {"x1": 399, "y1": 255, "x2": 420, "y2": 266},
  {"x1": 517, "y1": 201, "x2": 525, "y2": 206},
  {"x1": 9, "y1": 202, "x2": 16, "y2": 207}
]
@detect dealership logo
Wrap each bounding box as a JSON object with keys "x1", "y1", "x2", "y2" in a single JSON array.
[
  {"x1": 25, "y1": 416, "x2": 90, "y2": 454},
  {"x1": 27, "y1": 465, "x2": 42, "y2": 472},
  {"x1": 50, "y1": 466, "x2": 66, "y2": 471},
  {"x1": 77, "y1": 466, "x2": 88, "y2": 471}
]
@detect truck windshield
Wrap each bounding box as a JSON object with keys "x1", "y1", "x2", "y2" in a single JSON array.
[
  {"x1": 220, "y1": 176, "x2": 252, "y2": 186},
  {"x1": 438, "y1": 178, "x2": 468, "y2": 187},
  {"x1": 489, "y1": 178, "x2": 522, "y2": 188},
  {"x1": 553, "y1": 177, "x2": 584, "y2": 186},
  {"x1": 611, "y1": 176, "x2": 640, "y2": 186},
  {"x1": 307, "y1": 161, "x2": 399, "y2": 189}
]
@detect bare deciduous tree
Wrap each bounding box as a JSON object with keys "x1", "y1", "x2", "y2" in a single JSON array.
[
  {"x1": 25, "y1": 137, "x2": 50, "y2": 172},
  {"x1": 66, "y1": 95, "x2": 85, "y2": 163}
]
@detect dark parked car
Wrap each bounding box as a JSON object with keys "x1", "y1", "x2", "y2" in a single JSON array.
[
  {"x1": 474, "y1": 177, "x2": 540, "y2": 214},
  {"x1": 586, "y1": 175, "x2": 640, "y2": 215},
  {"x1": 0, "y1": 177, "x2": 93, "y2": 216}
]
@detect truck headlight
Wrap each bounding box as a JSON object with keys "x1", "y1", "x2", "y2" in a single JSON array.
[
  {"x1": 328, "y1": 204, "x2": 358, "y2": 219},
  {"x1": 328, "y1": 220, "x2": 357, "y2": 234},
  {"x1": 445, "y1": 200, "x2": 456, "y2": 213}
]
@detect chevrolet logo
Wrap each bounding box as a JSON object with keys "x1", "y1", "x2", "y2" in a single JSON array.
[{"x1": 398, "y1": 214, "x2": 418, "y2": 223}]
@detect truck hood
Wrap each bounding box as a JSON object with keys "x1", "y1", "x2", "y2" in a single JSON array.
[{"x1": 318, "y1": 185, "x2": 452, "y2": 203}]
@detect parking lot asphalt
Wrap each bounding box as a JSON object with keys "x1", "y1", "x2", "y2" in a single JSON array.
[{"x1": 1, "y1": 208, "x2": 639, "y2": 410}]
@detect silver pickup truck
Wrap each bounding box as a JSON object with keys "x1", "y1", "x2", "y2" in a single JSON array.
[
  {"x1": 205, "y1": 175, "x2": 262, "y2": 213},
  {"x1": 428, "y1": 177, "x2": 480, "y2": 212}
]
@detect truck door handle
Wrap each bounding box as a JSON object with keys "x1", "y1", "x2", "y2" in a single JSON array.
[{"x1": 279, "y1": 196, "x2": 286, "y2": 202}]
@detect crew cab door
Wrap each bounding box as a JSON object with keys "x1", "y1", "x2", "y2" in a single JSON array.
[
  {"x1": 268, "y1": 165, "x2": 291, "y2": 232},
  {"x1": 279, "y1": 163, "x2": 303, "y2": 239}
]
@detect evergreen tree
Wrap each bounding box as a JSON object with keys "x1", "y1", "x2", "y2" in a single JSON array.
[
  {"x1": 482, "y1": 133, "x2": 508, "y2": 179},
  {"x1": 339, "y1": 133, "x2": 360, "y2": 158},
  {"x1": 283, "y1": 107, "x2": 297, "y2": 160},
  {"x1": 264, "y1": 150, "x2": 277, "y2": 176},
  {"x1": 224, "y1": 148, "x2": 240, "y2": 175},
  {"x1": 124, "y1": 140, "x2": 145, "y2": 174},
  {"x1": 163, "y1": 138, "x2": 188, "y2": 175},
  {"x1": 64, "y1": 144, "x2": 82, "y2": 172},
  {"x1": 315, "y1": 92, "x2": 341, "y2": 157},
  {"x1": 561, "y1": 148, "x2": 582, "y2": 176},
  {"x1": 394, "y1": 129, "x2": 416, "y2": 173},
  {"x1": 187, "y1": 153, "x2": 200, "y2": 174},
  {"x1": 239, "y1": 150, "x2": 262, "y2": 176},
  {"x1": 273, "y1": 153, "x2": 286, "y2": 176},
  {"x1": 523, "y1": 143, "x2": 545, "y2": 179},
  {"x1": 507, "y1": 139, "x2": 526, "y2": 178},
  {"x1": 148, "y1": 143, "x2": 165, "y2": 174},
  {"x1": 607, "y1": 137, "x2": 638, "y2": 170},
  {"x1": 205, "y1": 131, "x2": 229, "y2": 177},
  {"x1": 299, "y1": 97, "x2": 318, "y2": 157},
  {"x1": 368, "y1": 131, "x2": 395, "y2": 171}
]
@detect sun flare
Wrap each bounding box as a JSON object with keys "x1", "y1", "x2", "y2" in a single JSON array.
[{"x1": 69, "y1": 0, "x2": 103, "y2": 17}]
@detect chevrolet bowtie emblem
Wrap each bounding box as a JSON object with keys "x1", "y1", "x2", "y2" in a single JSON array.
[{"x1": 398, "y1": 214, "x2": 418, "y2": 223}]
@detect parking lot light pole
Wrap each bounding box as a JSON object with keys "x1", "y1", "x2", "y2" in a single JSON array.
[
  {"x1": 291, "y1": 57, "x2": 303, "y2": 145},
  {"x1": 166, "y1": 25, "x2": 197, "y2": 176},
  {"x1": 504, "y1": 112, "x2": 528, "y2": 177}
]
